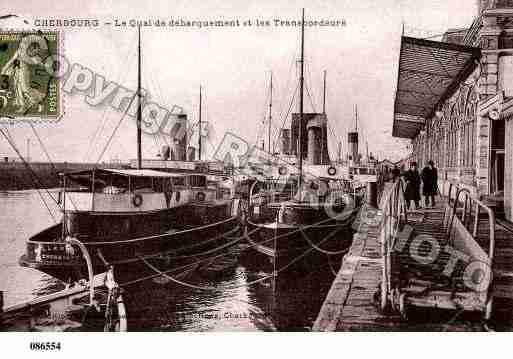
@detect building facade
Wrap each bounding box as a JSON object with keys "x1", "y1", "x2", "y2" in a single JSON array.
[{"x1": 393, "y1": 0, "x2": 513, "y2": 222}]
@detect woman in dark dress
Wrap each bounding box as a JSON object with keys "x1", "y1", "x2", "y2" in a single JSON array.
[
  {"x1": 421, "y1": 160, "x2": 438, "y2": 208},
  {"x1": 404, "y1": 162, "x2": 421, "y2": 210}
]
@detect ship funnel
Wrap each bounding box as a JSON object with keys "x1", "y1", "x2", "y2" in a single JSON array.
[
  {"x1": 187, "y1": 146, "x2": 196, "y2": 161},
  {"x1": 169, "y1": 114, "x2": 187, "y2": 161},
  {"x1": 280, "y1": 129, "x2": 291, "y2": 155},
  {"x1": 348, "y1": 132, "x2": 359, "y2": 164},
  {"x1": 306, "y1": 113, "x2": 329, "y2": 165},
  {"x1": 291, "y1": 113, "x2": 330, "y2": 164},
  {"x1": 161, "y1": 145, "x2": 170, "y2": 160}
]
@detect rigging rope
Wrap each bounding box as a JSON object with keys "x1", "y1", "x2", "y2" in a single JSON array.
[
  {"x1": 305, "y1": 60, "x2": 318, "y2": 112},
  {"x1": 0, "y1": 126, "x2": 58, "y2": 223},
  {"x1": 29, "y1": 123, "x2": 56, "y2": 174},
  {"x1": 271, "y1": 83, "x2": 298, "y2": 154},
  {"x1": 84, "y1": 31, "x2": 138, "y2": 162},
  {"x1": 146, "y1": 62, "x2": 170, "y2": 149},
  {"x1": 95, "y1": 93, "x2": 137, "y2": 165},
  {"x1": 28, "y1": 123, "x2": 79, "y2": 212},
  {"x1": 254, "y1": 51, "x2": 297, "y2": 155},
  {"x1": 252, "y1": 81, "x2": 271, "y2": 150}
]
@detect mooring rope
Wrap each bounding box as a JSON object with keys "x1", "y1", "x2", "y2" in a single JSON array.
[
  {"x1": 119, "y1": 257, "x2": 206, "y2": 287},
  {"x1": 244, "y1": 204, "x2": 359, "y2": 251},
  {"x1": 84, "y1": 217, "x2": 237, "y2": 245},
  {"x1": 138, "y1": 222, "x2": 341, "y2": 292},
  {"x1": 87, "y1": 225, "x2": 243, "y2": 268},
  {"x1": 298, "y1": 224, "x2": 352, "y2": 255}
]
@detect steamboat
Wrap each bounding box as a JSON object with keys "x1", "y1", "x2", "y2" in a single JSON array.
[{"x1": 245, "y1": 9, "x2": 365, "y2": 260}]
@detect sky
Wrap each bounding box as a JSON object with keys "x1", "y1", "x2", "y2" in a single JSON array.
[{"x1": 0, "y1": 0, "x2": 477, "y2": 163}]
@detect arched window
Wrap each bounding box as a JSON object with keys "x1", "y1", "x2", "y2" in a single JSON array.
[{"x1": 463, "y1": 85, "x2": 478, "y2": 168}]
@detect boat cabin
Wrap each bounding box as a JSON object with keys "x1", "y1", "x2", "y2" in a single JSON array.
[{"x1": 60, "y1": 169, "x2": 217, "y2": 213}]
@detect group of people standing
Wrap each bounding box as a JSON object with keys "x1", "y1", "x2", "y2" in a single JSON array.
[{"x1": 391, "y1": 161, "x2": 438, "y2": 210}]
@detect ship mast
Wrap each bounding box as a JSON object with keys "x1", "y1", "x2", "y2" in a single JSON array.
[
  {"x1": 321, "y1": 69, "x2": 326, "y2": 164},
  {"x1": 136, "y1": 25, "x2": 142, "y2": 170},
  {"x1": 198, "y1": 85, "x2": 202, "y2": 161},
  {"x1": 322, "y1": 70, "x2": 327, "y2": 114},
  {"x1": 298, "y1": 8, "x2": 305, "y2": 195},
  {"x1": 268, "y1": 72, "x2": 273, "y2": 155},
  {"x1": 355, "y1": 104, "x2": 358, "y2": 132}
]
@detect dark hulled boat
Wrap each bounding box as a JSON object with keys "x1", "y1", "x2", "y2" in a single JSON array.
[
  {"x1": 19, "y1": 169, "x2": 241, "y2": 282},
  {"x1": 245, "y1": 175, "x2": 362, "y2": 259},
  {"x1": 244, "y1": 9, "x2": 363, "y2": 260}
]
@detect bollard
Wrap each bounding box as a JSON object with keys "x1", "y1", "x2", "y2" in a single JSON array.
[{"x1": 367, "y1": 181, "x2": 378, "y2": 208}]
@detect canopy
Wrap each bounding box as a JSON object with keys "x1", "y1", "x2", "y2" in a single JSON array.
[
  {"x1": 65, "y1": 168, "x2": 188, "y2": 188},
  {"x1": 393, "y1": 36, "x2": 481, "y2": 139},
  {"x1": 101, "y1": 169, "x2": 186, "y2": 177}
]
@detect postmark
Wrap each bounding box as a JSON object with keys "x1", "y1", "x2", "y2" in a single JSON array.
[{"x1": 0, "y1": 30, "x2": 62, "y2": 121}]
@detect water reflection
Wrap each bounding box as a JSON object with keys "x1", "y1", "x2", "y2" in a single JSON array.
[{"x1": 120, "y1": 243, "x2": 344, "y2": 331}]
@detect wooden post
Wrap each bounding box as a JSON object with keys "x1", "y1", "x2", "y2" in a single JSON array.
[{"x1": 367, "y1": 181, "x2": 378, "y2": 208}]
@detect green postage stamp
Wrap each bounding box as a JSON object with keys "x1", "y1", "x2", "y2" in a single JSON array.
[{"x1": 0, "y1": 31, "x2": 61, "y2": 120}]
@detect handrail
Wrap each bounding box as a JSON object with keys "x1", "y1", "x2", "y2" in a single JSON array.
[
  {"x1": 380, "y1": 178, "x2": 496, "y2": 318},
  {"x1": 449, "y1": 187, "x2": 495, "y2": 262},
  {"x1": 474, "y1": 198, "x2": 496, "y2": 263},
  {"x1": 380, "y1": 178, "x2": 409, "y2": 311},
  {"x1": 65, "y1": 237, "x2": 96, "y2": 309}
]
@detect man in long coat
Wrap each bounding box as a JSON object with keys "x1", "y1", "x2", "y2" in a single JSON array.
[
  {"x1": 421, "y1": 160, "x2": 438, "y2": 208},
  {"x1": 404, "y1": 162, "x2": 421, "y2": 210},
  {"x1": 392, "y1": 165, "x2": 401, "y2": 181}
]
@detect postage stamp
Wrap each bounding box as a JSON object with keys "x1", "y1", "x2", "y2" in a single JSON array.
[{"x1": 0, "y1": 31, "x2": 61, "y2": 121}]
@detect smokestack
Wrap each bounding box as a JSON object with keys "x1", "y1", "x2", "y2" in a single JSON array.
[
  {"x1": 307, "y1": 116, "x2": 326, "y2": 165},
  {"x1": 307, "y1": 126, "x2": 321, "y2": 164},
  {"x1": 292, "y1": 113, "x2": 330, "y2": 164},
  {"x1": 187, "y1": 146, "x2": 196, "y2": 161},
  {"x1": 348, "y1": 132, "x2": 359, "y2": 164},
  {"x1": 281, "y1": 129, "x2": 290, "y2": 155},
  {"x1": 161, "y1": 145, "x2": 170, "y2": 160},
  {"x1": 169, "y1": 114, "x2": 187, "y2": 161}
]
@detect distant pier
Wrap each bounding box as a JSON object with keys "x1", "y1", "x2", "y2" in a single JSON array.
[{"x1": 0, "y1": 161, "x2": 126, "y2": 191}]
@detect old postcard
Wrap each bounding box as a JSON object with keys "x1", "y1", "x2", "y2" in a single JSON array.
[{"x1": 0, "y1": 0, "x2": 511, "y2": 357}]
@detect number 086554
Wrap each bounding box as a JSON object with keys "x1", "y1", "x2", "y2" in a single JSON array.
[{"x1": 29, "y1": 342, "x2": 61, "y2": 351}]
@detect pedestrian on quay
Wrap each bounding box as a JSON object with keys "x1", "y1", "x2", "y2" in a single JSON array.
[
  {"x1": 392, "y1": 165, "x2": 401, "y2": 181},
  {"x1": 421, "y1": 160, "x2": 438, "y2": 208},
  {"x1": 404, "y1": 161, "x2": 421, "y2": 210}
]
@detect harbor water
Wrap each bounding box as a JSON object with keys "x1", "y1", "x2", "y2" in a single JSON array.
[{"x1": 0, "y1": 190, "x2": 349, "y2": 331}]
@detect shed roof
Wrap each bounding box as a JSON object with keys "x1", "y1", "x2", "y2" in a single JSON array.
[{"x1": 393, "y1": 36, "x2": 481, "y2": 139}]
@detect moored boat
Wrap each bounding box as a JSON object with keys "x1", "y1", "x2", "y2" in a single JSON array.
[
  {"x1": 244, "y1": 9, "x2": 364, "y2": 261},
  {"x1": 18, "y1": 27, "x2": 242, "y2": 283},
  {"x1": 19, "y1": 169, "x2": 241, "y2": 282},
  {"x1": 245, "y1": 174, "x2": 363, "y2": 259}
]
